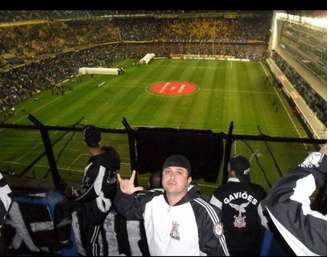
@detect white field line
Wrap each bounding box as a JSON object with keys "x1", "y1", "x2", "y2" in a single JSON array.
[
  {"x1": 67, "y1": 154, "x2": 83, "y2": 169},
  {"x1": 0, "y1": 94, "x2": 62, "y2": 133},
  {"x1": 109, "y1": 84, "x2": 274, "y2": 95},
  {"x1": 159, "y1": 82, "x2": 170, "y2": 93},
  {"x1": 14, "y1": 131, "x2": 60, "y2": 162},
  {"x1": 273, "y1": 88, "x2": 302, "y2": 140},
  {"x1": 98, "y1": 81, "x2": 106, "y2": 88},
  {"x1": 260, "y1": 62, "x2": 270, "y2": 78},
  {"x1": 260, "y1": 62, "x2": 306, "y2": 148},
  {"x1": 200, "y1": 89, "x2": 275, "y2": 95},
  {"x1": 0, "y1": 160, "x2": 82, "y2": 173}
]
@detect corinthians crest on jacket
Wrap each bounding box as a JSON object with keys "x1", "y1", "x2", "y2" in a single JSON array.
[
  {"x1": 170, "y1": 221, "x2": 180, "y2": 240},
  {"x1": 229, "y1": 202, "x2": 250, "y2": 228}
]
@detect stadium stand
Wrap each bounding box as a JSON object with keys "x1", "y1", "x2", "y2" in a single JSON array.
[
  {"x1": 271, "y1": 50, "x2": 326, "y2": 124},
  {"x1": 279, "y1": 20, "x2": 326, "y2": 82}
]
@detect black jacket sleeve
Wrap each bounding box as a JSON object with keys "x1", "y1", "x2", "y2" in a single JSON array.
[
  {"x1": 192, "y1": 198, "x2": 230, "y2": 256},
  {"x1": 262, "y1": 152, "x2": 327, "y2": 256},
  {"x1": 114, "y1": 189, "x2": 161, "y2": 220}
]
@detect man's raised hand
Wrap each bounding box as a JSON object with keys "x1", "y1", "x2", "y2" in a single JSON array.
[{"x1": 117, "y1": 170, "x2": 144, "y2": 195}]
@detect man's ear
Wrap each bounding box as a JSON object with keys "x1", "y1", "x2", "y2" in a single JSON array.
[{"x1": 188, "y1": 176, "x2": 192, "y2": 185}]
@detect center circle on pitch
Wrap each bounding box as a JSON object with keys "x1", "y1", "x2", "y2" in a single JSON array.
[{"x1": 149, "y1": 81, "x2": 197, "y2": 96}]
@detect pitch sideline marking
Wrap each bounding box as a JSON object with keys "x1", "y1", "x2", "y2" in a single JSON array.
[
  {"x1": 0, "y1": 93, "x2": 63, "y2": 133},
  {"x1": 0, "y1": 160, "x2": 82, "y2": 173},
  {"x1": 260, "y1": 62, "x2": 270, "y2": 78},
  {"x1": 260, "y1": 63, "x2": 303, "y2": 137},
  {"x1": 67, "y1": 154, "x2": 83, "y2": 169},
  {"x1": 98, "y1": 81, "x2": 106, "y2": 88},
  {"x1": 273, "y1": 87, "x2": 302, "y2": 138},
  {"x1": 260, "y1": 62, "x2": 308, "y2": 150}
]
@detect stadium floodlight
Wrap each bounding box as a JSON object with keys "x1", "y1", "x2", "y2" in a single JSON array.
[
  {"x1": 301, "y1": 16, "x2": 327, "y2": 29},
  {"x1": 275, "y1": 11, "x2": 327, "y2": 29}
]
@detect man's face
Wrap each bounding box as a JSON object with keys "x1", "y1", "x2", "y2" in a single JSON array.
[{"x1": 162, "y1": 166, "x2": 191, "y2": 196}]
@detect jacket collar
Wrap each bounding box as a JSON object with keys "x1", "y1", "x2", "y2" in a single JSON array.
[
  {"x1": 227, "y1": 177, "x2": 240, "y2": 183},
  {"x1": 163, "y1": 185, "x2": 198, "y2": 206}
]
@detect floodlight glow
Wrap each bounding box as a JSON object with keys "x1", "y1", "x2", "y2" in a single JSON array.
[
  {"x1": 275, "y1": 11, "x2": 327, "y2": 29},
  {"x1": 301, "y1": 16, "x2": 327, "y2": 29}
]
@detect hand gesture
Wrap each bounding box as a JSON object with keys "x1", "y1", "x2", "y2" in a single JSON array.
[{"x1": 117, "y1": 170, "x2": 144, "y2": 195}]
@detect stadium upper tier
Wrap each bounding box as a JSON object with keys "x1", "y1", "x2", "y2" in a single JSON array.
[
  {"x1": 279, "y1": 20, "x2": 327, "y2": 83},
  {"x1": 0, "y1": 13, "x2": 272, "y2": 68},
  {"x1": 272, "y1": 50, "x2": 326, "y2": 125}
]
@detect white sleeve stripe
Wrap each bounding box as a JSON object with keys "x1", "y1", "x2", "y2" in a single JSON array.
[
  {"x1": 82, "y1": 162, "x2": 93, "y2": 181},
  {"x1": 90, "y1": 226, "x2": 99, "y2": 244},
  {"x1": 75, "y1": 165, "x2": 105, "y2": 201},
  {"x1": 91, "y1": 226, "x2": 100, "y2": 256},
  {"x1": 257, "y1": 202, "x2": 269, "y2": 229},
  {"x1": 94, "y1": 166, "x2": 106, "y2": 196},
  {"x1": 194, "y1": 198, "x2": 217, "y2": 224},
  {"x1": 290, "y1": 174, "x2": 327, "y2": 221},
  {"x1": 210, "y1": 195, "x2": 223, "y2": 210},
  {"x1": 194, "y1": 198, "x2": 219, "y2": 224},
  {"x1": 194, "y1": 198, "x2": 229, "y2": 256},
  {"x1": 0, "y1": 185, "x2": 12, "y2": 211},
  {"x1": 96, "y1": 197, "x2": 111, "y2": 212},
  {"x1": 219, "y1": 236, "x2": 230, "y2": 256},
  {"x1": 197, "y1": 198, "x2": 221, "y2": 223},
  {"x1": 266, "y1": 208, "x2": 319, "y2": 256}
]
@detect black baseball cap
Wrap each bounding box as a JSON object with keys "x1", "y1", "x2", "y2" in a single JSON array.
[
  {"x1": 229, "y1": 155, "x2": 250, "y2": 180},
  {"x1": 162, "y1": 155, "x2": 191, "y2": 176},
  {"x1": 82, "y1": 125, "x2": 101, "y2": 147}
]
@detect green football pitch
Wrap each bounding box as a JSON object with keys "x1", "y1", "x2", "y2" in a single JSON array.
[{"x1": 0, "y1": 58, "x2": 316, "y2": 197}]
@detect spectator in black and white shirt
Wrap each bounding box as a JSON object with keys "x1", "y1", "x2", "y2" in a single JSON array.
[
  {"x1": 262, "y1": 145, "x2": 327, "y2": 256},
  {"x1": 115, "y1": 155, "x2": 230, "y2": 256}
]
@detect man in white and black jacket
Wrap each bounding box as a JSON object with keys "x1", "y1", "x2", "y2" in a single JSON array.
[
  {"x1": 54, "y1": 125, "x2": 120, "y2": 256},
  {"x1": 210, "y1": 155, "x2": 267, "y2": 256},
  {"x1": 0, "y1": 172, "x2": 13, "y2": 255},
  {"x1": 261, "y1": 144, "x2": 327, "y2": 256},
  {"x1": 114, "y1": 155, "x2": 230, "y2": 256}
]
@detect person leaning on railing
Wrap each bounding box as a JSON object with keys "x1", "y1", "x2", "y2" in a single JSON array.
[{"x1": 261, "y1": 144, "x2": 327, "y2": 256}]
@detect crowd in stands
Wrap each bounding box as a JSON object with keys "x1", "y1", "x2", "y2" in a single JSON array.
[
  {"x1": 0, "y1": 10, "x2": 119, "y2": 23},
  {"x1": 279, "y1": 20, "x2": 327, "y2": 82},
  {"x1": 0, "y1": 14, "x2": 271, "y2": 70},
  {"x1": 113, "y1": 17, "x2": 271, "y2": 43},
  {"x1": 0, "y1": 18, "x2": 120, "y2": 66},
  {"x1": 272, "y1": 51, "x2": 326, "y2": 124}
]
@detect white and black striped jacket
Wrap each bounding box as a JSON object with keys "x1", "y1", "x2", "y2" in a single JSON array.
[
  {"x1": 262, "y1": 152, "x2": 327, "y2": 256},
  {"x1": 114, "y1": 185, "x2": 229, "y2": 256},
  {"x1": 74, "y1": 147, "x2": 119, "y2": 225},
  {"x1": 0, "y1": 172, "x2": 12, "y2": 229}
]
